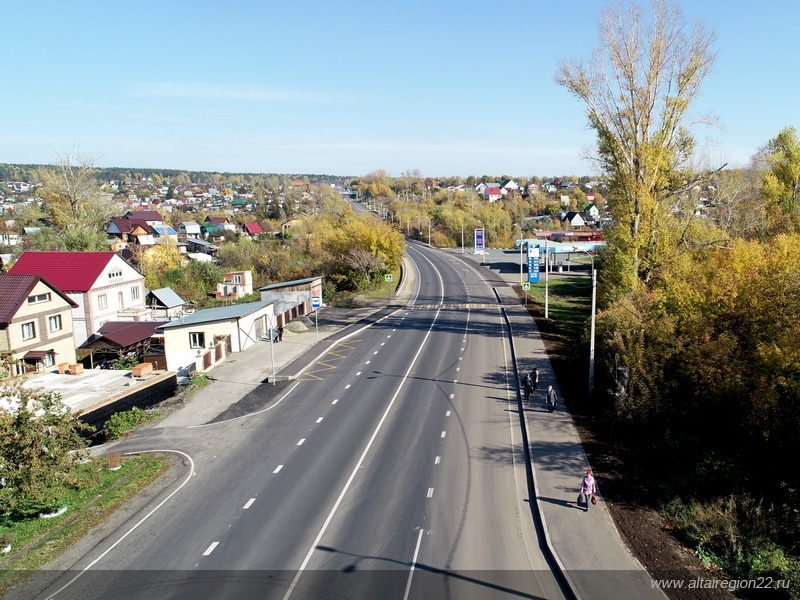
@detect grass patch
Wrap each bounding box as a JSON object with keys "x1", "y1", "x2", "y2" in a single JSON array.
[
  {"x1": 0, "y1": 454, "x2": 172, "y2": 593},
  {"x1": 525, "y1": 275, "x2": 592, "y2": 344},
  {"x1": 664, "y1": 495, "x2": 800, "y2": 597},
  {"x1": 187, "y1": 371, "x2": 212, "y2": 389}
]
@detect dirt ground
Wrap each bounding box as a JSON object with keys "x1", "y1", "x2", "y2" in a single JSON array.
[{"x1": 525, "y1": 299, "x2": 734, "y2": 600}]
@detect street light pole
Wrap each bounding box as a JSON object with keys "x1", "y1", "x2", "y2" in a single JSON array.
[
  {"x1": 544, "y1": 237, "x2": 549, "y2": 319},
  {"x1": 428, "y1": 217, "x2": 431, "y2": 245},
  {"x1": 574, "y1": 247, "x2": 597, "y2": 397}
]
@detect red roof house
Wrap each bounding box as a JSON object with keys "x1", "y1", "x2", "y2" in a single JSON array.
[{"x1": 9, "y1": 252, "x2": 150, "y2": 345}]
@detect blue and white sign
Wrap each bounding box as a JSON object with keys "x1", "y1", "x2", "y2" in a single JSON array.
[
  {"x1": 474, "y1": 228, "x2": 485, "y2": 254},
  {"x1": 527, "y1": 244, "x2": 540, "y2": 283},
  {"x1": 311, "y1": 296, "x2": 322, "y2": 309}
]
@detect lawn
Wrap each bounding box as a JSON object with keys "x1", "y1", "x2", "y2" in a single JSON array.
[{"x1": 0, "y1": 454, "x2": 173, "y2": 593}]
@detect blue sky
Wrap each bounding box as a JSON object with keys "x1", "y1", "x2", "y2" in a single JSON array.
[{"x1": 2, "y1": 0, "x2": 797, "y2": 178}]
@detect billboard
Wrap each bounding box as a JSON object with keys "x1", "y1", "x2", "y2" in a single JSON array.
[
  {"x1": 474, "y1": 228, "x2": 484, "y2": 254},
  {"x1": 527, "y1": 244, "x2": 540, "y2": 283}
]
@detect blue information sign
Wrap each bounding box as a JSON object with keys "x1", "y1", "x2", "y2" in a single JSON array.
[
  {"x1": 312, "y1": 296, "x2": 322, "y2": 308},
  {"x1": 527, "y1": 245, "x2": 540, "y2": 283}
]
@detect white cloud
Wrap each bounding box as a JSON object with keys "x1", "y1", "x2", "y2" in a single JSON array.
[{"x1": 128, "y1": 82, "x2": 336, "y2": 103}]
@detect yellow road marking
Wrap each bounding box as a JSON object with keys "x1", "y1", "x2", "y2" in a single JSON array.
[{"x1": 296, "y1": 340, "x2": 362, "y2": 380}]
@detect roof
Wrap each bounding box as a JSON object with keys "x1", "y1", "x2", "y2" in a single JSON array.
[
  {"x1": 9, "y1": 251, "x2": 120, "y2": 293},
  {"x1": 152, "y1": 225, "x2": 178, "y2": 235},
  {"x1": 124, "y1": 210, "x2": 163, "y2": 221},
  {"x1": 159, "y1": 300, "x2": 274, "y2": 329},
  {"x1": 258, "y1": 276, "x2": 323, "y2": 291},
  {"x1": 109, "y1": 219, "x2": 153, "y2": 235},
  {"x1": 0, "y1": 273, "x2": 78, "y2": 323},
  {"x1": 243, "y1": 222, "x2": 263, "y2": 234},
  {"x1": 85, "y1": 321, "x2": 168, "y2": 349},
  {"x1": 148, "y1": 287, "x2": 185, "y2": 309},
  {"x1": 485, "y1": 187, "x2": 501, "y2": 194}
]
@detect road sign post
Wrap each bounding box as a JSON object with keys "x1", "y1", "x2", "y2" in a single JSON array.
[
  {"x1": 312, "y1": 295, "x2": 321, "y2": 341},
  {"x1": 385, "y1": 274, "x2": 393, "y2": 302},
  {"x1": 521, "y1": 281, "x2": 530, "y2": 306}
]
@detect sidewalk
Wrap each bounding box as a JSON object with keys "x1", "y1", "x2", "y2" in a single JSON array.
[
  {"x1": 451, "y1": 247, "x2": 666, "y2": 600},
  {"x1": 159, "y1": 261, "x2": 418, "y2": 429}
]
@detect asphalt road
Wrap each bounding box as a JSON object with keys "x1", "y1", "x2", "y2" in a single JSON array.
[{"x1": 24, "y1": 242, "x2": 566, "y2": 600}]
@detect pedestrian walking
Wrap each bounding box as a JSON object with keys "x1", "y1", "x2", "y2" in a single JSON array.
[
  {"x1": 545, "y1": 385, "x2": 557, "y2": 413},
  {"x1": 521, "y1": 373, "x2": 533, "y2": 404},
  {"x1": 531, "y1": 368, "x2": 539, "y2": 392},
  {"x1": 579, "y1": 470, "x2": 597, "y2": 512},
  {"x1": 277, "y1": 326, "x2": 284, "y2": 342}
]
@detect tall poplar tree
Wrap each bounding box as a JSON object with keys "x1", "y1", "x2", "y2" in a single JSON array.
[{"x1": 555, "y1": 0, "x2": 717, "y2": 300}]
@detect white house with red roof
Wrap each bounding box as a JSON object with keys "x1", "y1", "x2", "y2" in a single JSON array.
[
  {"x1": 9, "y1": 251, "x2": 151, "y2": 346},
  {"x1": 482, "y1": 187, "x2": 502, "y2": 203}
]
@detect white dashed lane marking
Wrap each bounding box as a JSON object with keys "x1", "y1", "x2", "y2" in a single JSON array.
[
  {"x1": 243, "y1": 498, "x2": 256, "y2": 509},
  {"x1": 203, "y1": 542, "x2": 219, "y2": 556}
]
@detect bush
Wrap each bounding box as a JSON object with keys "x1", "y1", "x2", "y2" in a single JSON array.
[{"x1": 104, "y1": 407, "x2": 158, "y2": 440}]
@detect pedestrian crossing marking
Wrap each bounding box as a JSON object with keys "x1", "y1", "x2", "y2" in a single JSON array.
[{"x1": 404, "y1": 303, "x2": 498, "y2": 310}]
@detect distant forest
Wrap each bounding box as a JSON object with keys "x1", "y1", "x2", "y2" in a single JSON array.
[{"x1": 0, "y1": 163, "x2": 354, "y2": 185}]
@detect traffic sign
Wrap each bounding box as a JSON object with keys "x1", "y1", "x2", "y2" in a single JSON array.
[
  {"x1": 385, "y1": 274, "x2": 393, "y2": 282},
  {"x1": 311, "y1": 296, "x2": 322, "y2": 308},
  {"x1": 522, "y1": 282, "x2": 530, "y2": 290}
]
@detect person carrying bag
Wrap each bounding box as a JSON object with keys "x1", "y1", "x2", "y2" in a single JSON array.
[{"x1": 579, "y1": 470, "x2": 597, "y2": 512}]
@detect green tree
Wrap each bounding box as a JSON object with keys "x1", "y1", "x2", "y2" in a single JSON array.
[
  {"x1": 36, "y1": 149, "x2": 116, "y2": 231},
  {"x1": 0, "y1": 380, "x2": 88, "y2": 514},
  {"x1": 555, "y1": 0, "x2": 717, "y2": 299},
  {"x1": 760, "y1": 126, "x2": 800, "y2": 233}
]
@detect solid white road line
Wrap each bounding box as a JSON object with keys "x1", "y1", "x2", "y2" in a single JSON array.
[
  {"x1": 46, "y1": 449, "x2": 196, "y2": 600},
  {"x1": 281, "y1": 253, "x2": 444, "y2": 600},
  {"x1": 187, "y1": 381, "x2": 302, "y2": 429},
  {"x1": 403, "y1": 528, "x2": 425, "y2": 600}
]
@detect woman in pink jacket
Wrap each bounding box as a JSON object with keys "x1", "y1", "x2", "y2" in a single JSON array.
[{"x1": 580, "y1": 470, "x2": 597, "y2": 512}]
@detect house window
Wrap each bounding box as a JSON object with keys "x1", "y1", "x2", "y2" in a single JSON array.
[
  {"x1": 118, "y1": 291, "x2": 124, "y2": 308},
  {"x1": 131, "y1": 286, "x2": 140, "y2": 301},
  {"x1": 98, "y1": 294, "x2": 108, "y2": 309},
  {"x1": 21, "y1": 321, "x2": 36, "y2": 341},
  {"x1": 233, "y1": 274, "x2": 242, "y2": 283},
  {"x1": 48, "y1": 315, "x2": 62, "y2": 332},
  {"x1": 189, "y1": 332, "x2": 205, "y2": 349},
  {"x1": 27, "y1": 292, "x2": 51, "y2": 305},
  {"x1": 108, "y1": 269, "x2": 123, "y2": 281}
]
